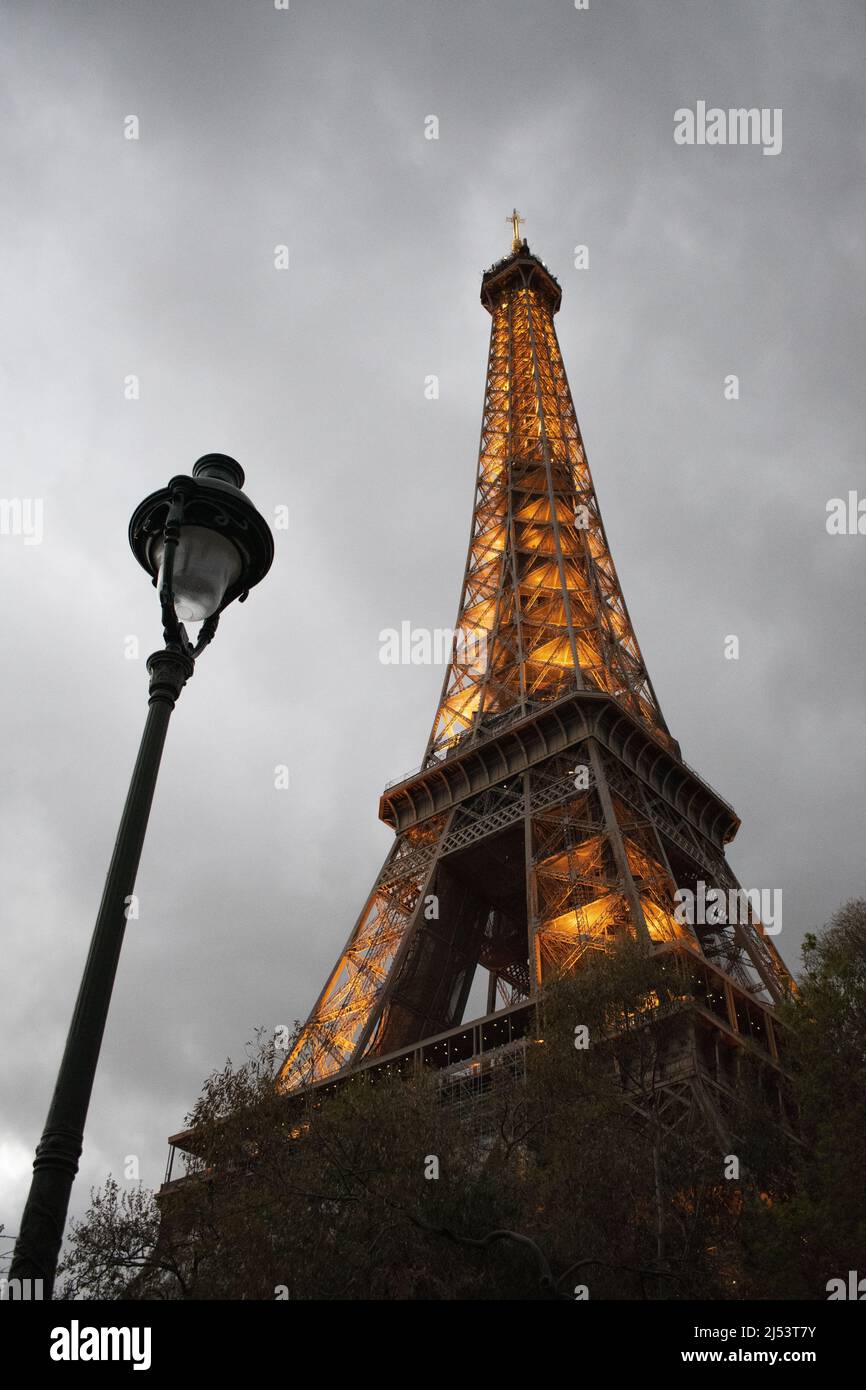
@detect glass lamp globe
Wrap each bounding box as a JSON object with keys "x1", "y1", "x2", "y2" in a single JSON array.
[{"x1": 153, "y1": 525, "x2": 243, "y2": 622}]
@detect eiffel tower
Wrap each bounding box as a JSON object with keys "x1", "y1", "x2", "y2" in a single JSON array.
[{"x1": 276, "y1": 215, "x2": 794, "y2": 1101}]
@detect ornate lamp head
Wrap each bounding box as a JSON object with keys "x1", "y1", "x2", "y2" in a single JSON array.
[{"x1": 129, "y1": 454, "x2": 274, "y2": 657}]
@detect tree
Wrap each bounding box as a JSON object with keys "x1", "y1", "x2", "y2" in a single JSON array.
[
  {"x1": 54, "y1": 1178, "x2": 175, "y2": 1300},
  {"x1": 743, "y1": 899, "x2": 866, "y2": 1297},
  {"x1": 57, "y1": 907, "x2": 866, "y2": 1300}
]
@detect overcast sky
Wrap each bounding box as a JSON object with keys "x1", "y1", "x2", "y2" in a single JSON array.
[{"x1": 1, "y1": 0, "x2": 863, "y2": 1245}]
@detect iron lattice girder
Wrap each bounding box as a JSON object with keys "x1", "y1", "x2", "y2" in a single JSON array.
[
  {"x1": 169, "y1": 943, "x2": 789, "y2": 1165},
  {"x1": 424, "y1": 245, "x2": 672, "y2": 766},
  {"x1": 381, "y1": 686, "x2": 735, "y2": 850},
  {"x1": 278, "y1": 728, "x2": 789, "y2": 1089}
]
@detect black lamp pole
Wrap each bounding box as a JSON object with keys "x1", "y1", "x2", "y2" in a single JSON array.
[{"x1": 10, "y1": 455, "x2": 273, "y2": 1296}]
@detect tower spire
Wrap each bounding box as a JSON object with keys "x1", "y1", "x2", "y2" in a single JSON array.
[{"x1": 507, "y1": 206, "x2": 525, "y2": 252}]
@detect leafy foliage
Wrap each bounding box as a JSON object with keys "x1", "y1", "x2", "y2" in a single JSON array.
[
  {"x1": 56, "y1": 906, "x2": 866, "y2": 1300},
  {"x1": 742, "y1": 900, "x2": 866, "y2": 1296}
]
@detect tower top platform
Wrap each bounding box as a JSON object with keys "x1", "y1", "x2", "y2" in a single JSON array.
[{"x1": 481, "y1": 242, "x2": 563, "y2": 315}]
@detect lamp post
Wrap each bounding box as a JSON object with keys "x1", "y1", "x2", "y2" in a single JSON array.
[{"x1": 10, "y1": 454, "x2": 273, "y2": 1296}]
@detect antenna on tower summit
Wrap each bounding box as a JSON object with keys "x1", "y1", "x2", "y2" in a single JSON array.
[{"x1": 507, "y1": 207, "x2": 525, "y2": 251}]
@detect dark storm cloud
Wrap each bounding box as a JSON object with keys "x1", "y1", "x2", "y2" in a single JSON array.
[{"x1": 1, "y1": 0, "x2": 863, "y2": 1234}]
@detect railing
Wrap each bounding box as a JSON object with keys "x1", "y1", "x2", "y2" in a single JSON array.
[
  {"x1": 381, "y1": 687, "x2": 737, "y2": 821},
  {"x1": 383, "y1": 699, "x2": 548, "y2": 790}
]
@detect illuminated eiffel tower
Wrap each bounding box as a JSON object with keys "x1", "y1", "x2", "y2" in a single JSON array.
[{"x1": 278, "y1": 214, "x2": 793, "y2": 1098}]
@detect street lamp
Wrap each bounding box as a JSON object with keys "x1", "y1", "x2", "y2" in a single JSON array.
[{"x1": 10, "y1": 454, "x2": 273, "y2": 1296}]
